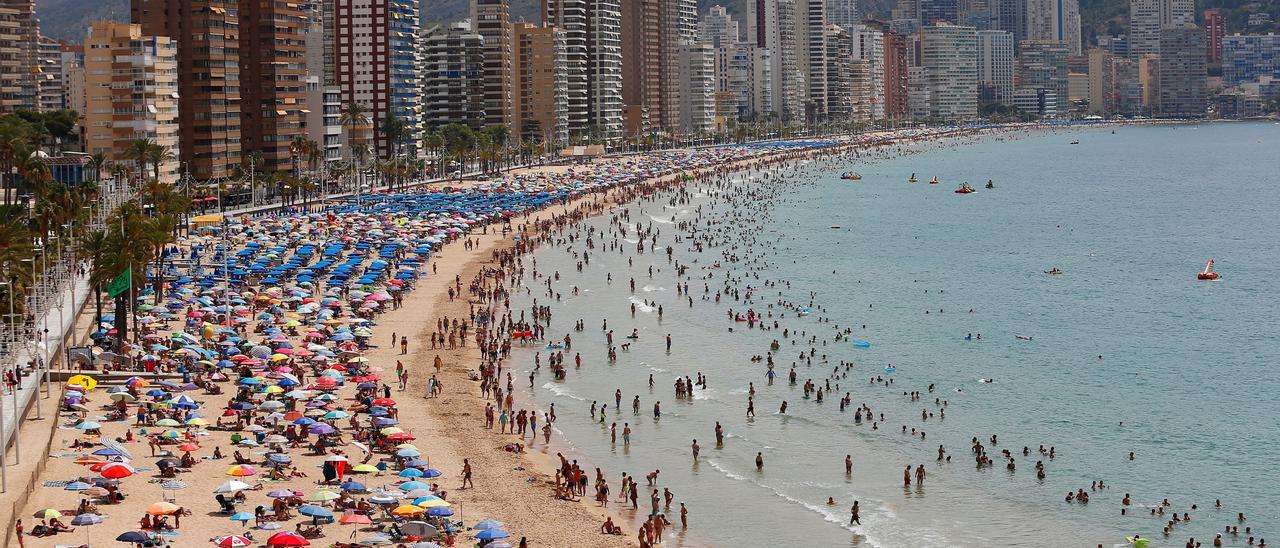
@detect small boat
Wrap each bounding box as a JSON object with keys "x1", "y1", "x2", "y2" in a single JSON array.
[
  {"x1": 908, "y1": 173, "x2": 918, "y2": 183},
  {"x1": 829, "y1": 225, "x2": 841, "y2": 229},
  {"x1": 841, "y1": 172, "x2": 862, "y2": 180},
  {"x1": 954, "y1": 183, "x2": 976, "y2": 194},
  {"x1": 1197, "y1": 259, "x2": 1221, "y2": 280},
  {"x1": 1044, "y1": 268, "x2": 1063, "y2": 275},
  {"x1": 985, "y1": 179, "x2": 994, "y2": 189},
  {"x1": 1070, "y1": 140, "x2": 1080, "y2": 145},
  {"x1": 928, "y1": 176, "x2": 939, "y2": 185}
]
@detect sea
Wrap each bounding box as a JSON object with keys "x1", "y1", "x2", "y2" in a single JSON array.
[{"x1": 509, "y1": 122, "x2": 1280, "y2": 547}]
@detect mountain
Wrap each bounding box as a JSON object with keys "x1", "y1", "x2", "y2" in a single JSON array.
[{"x1": 36, "y1": 0, "x2": 129, "y2": 42}]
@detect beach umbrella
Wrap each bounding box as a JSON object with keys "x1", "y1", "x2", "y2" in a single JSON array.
[
  {"x1": 64, "y1": 481, "x2": 92, "y2": 491},
  {"x1": 116, "y1": 531, "x2": 151, "y2": 543},
  {"x1": 146, "y1": 501, "x2": 181, "y2": 516},
  {"x1": 350, "y1": 464, "x2": 379, "y2": 474},
  {"x1": 359, "y1": 534, "x2": 393, "y2": 546},
  {"x1": 71, "y1": 513, "x2": 104, "y2": 526},
  {"x1": 339, "y1": 480, "x2": 367, "y2": 492},
  {"x1": 215, "y1": 535, "x2": 255, "y2": 548},
  {"x1": 230, "y1": 511, "x2": 255, "y2": 524},
  {"x1": 338, "y1": 513, "x2": 373, "y2": 525},
  {"x1": 401, "y1": 521, "x2": 439, "y2": 538},
  {"x1": 99, "y1": 462, "x2": 136, "y2": 479},
  {"x1": 298, "y1": 505, "x2": 333, "y2": 519},
  {"x1": 213, "y1": 480, "x2": 253, "y2": 493},
  {"x1": 425, "y1": 506, "x2": 453, "y2": 517},
  {"x1": 306, "y1": 490, "x2": 340, "y2": 503},
  {"x1": 75, "y1": 421, "x2": 103, "y2": 430},
  {"x1": 34, "y1": 508, "x2": 62, "y2": 519},
  {"x1": 267, "y1": 488, "x2": 301, "y2": 498},
  {"x1": 67, "y1": 375, "x2": 98, "y2": 390},
  {"x1": 472, "y1": 519, "x2": 504, "y2": 531},
  {"x1": 398, "y1": 468, "x2": 424, "y2": 478},
  {"x1": 226, "y1": 464, "x2": 256, "y2": 476},
  {"x1": 419, "y1": 468, "x2": 442, "y2": 479},
  {"x1": 474, "y1": 530, "x2": 510, "y2": 541},
  {"x1": 258, "y1": 522, "x2": 283, "y2": 531},
  {"x1": 266, "y1": 531, "x2": 310, "y2": 547},
  {"x1": 391, "y1": 504, "x2": 424, "y2": 517},
  {"x1": 397, "y1": 480, "x2": 428, "y2": 492}
]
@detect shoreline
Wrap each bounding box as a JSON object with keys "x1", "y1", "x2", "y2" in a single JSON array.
[{"x1": 3, "y1": 120, "x2": 1115, "y2": 548}]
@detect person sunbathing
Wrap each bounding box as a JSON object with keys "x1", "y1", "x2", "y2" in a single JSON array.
[
  {"x1": 601, "y1": 517, "x2": 623, "y2": 535},
  {"x1": 48, "y1": 517, "x2": 74, "y2": 532}
]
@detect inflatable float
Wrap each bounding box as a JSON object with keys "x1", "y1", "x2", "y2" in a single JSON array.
[{"x1": 852, "y1": 340, "x2": 871, "y2": 348}]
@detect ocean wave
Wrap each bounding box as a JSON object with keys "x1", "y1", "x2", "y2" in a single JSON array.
[
  {"x1": 542, "y1": 382, "x2": 586, "y2": 402},
  {"x1": 647, "y1": 215, "x2": 674, "y2": 225},
  {"x1": 706, "y1": 459, "x2": 881, "y2": 545},
  {"x1": 628, "y1": 296, "x2": 655, "y2": 313},
  {"x1": 638, "y1": 361, "x2": 668, "y2": 374},
  {"x1": 641, "y1": 284, "x2": 667, "y2": 292}
]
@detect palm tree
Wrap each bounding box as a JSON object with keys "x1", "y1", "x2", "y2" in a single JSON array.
[
  {"x1": 0, "y1": 133, "x2": 29, "y2": 204},
  {"x1": 88, "y1": 152, "x2": 108, "y2": 184},
  {"x1": 144, "y1": 143, "x2": 175, "y2": 182},
  {"x1": 126, "y1": 139, "x2": 156, "y2": 184},
  {"x1": 77, "y1": 228, "x2": 113, "y2": 326},
  {"x1": 339, "y1": 103, "x2": 371, "y2": 191}
]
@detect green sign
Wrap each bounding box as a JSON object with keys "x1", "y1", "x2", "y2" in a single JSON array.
[{"x1": 107, "y1": 269, "x2": 131, "y2": 298}]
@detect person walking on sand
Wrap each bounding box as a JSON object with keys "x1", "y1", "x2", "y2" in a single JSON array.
[
  {"x1": 461, "y1": 459, "x2": 474, "y2": 489},
  {"x1": 400, "y1": 336, "x2": 408, "y2": 355},
  {"x1": 15, "y1": 518, "x2": 24, "y2": 548}
]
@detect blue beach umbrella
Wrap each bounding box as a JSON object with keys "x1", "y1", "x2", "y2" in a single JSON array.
[{"x1": 474, "y1": 529, "x2": 509, "y2": 541}]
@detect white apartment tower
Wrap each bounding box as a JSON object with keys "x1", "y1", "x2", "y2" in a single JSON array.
[
  {"x1": 545, "y1": 0, "x2": 624, "y2": 142},
  {"x1": 977, "y1": 29, "x2": 1015, "y2": 101},
  {"x1": 1025, "y1": 0, "x2": 1082, "y2": 55},
  {"x1": 1129, "y1": 0, "x2": 1193, "y2": 57}
]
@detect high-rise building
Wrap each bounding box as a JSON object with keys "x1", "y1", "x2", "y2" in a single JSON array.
[
  {"x1": 1098, "y1": 34, "x2": 1129, "y2": 57},
  {"x1": 849, "y1": 24, "x2": 885, "y2": 121},
  {"x1": 333, "y1": 0, "x2": 422, "y2": 158},
  {"x1": 422, "y1": 22, "x2": 486, "y2": 129},
  {"x1": 881, "y1": 27, "x2": 909, "y2": 119},
  {"x1": 919, "y1": 0, "x2": 959, "y2": 26},
  {"x1": 1017, "y1": 40, "x2": 1070, "y2": 115},
  {"x1": 239, "y1": 0, "x2": 307, "y2": 173},
  {"x1": 512, "y1": 22, "x2": 569, "y2": 145},
  {"x1": 36, "y1": 35, "x2": 64, "y2": 112},
  {"x1": 1087, "y1": 48, "x2": 1114, "y2": 114},
  {"x1": 748, "y1": 0, "x2": 805, "y2": 122},
  {"x1": 0, "y1": 0, "x2": 40, "y2": 111},
  {"x1": 1129, "y1": 0, "x2": 1193, "y2": 58},
  {"x1": 60, "y1": 44, "x2": 86, "y2": 119},
  {"x1": 827, "y1": 0, "x2": 859, "y2": 29},
  {"x1": 977, "y1": 30, "x2": 1014, "y2": 102},
  {"x1": 1025, "y1": 0, "x2": 1081, "y2": 54},
  {"x1": 1157, "y1": 24, "x2": 1206, "y2": 116},
  {"x1": 84, "y1": 22, "x2": 180, "y2": 184},
  {"x1": 622, "y1": 0, "x2": 697, "y2": 135},
  {"x1": 545, "y1": 0, "x2": 624, "y2": 142},
  {"x1": 677, "y1": 41, "x2": 716, "y2": 134},
  {"x1": 993, "y1": 0, "x2": 1025, "y2": 45},
  {"x1": 1138, "y1": 53, "x2": 1160, "y2": 111},
  {"x1": 701, "y1": 5, "x2": 740, "y2": 47},
  {"x1": 1223, "y1": 34, "x2": 1280, "y2": 85},
  {"x1": 1204, "y1": 9, "x2": 1224, "y2": 64},
  {"x1": 132, "y1": 0, "x2": 242, "y2": 181},
  {"x1": 798, "y1": 0, "x2": 829, "y2": 124},
  {"x1": 473, "y1": 0, "x2": 513, "y2": 131},
  {"x1": 714, "y1": 42, "x2": 773, "y2": 121},
  {"x1": 303, "y1": 0, "x2": 343, "y2": 167},
  {"x1": 921, "y1": 23, "x2": 977, "y2": 120},
  {"x1": 824, "y1": 23, "x2": 854, "y2": 121}
]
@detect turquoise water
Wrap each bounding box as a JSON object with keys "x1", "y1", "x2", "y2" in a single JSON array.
[{"x1": 513, "y1": 122, "x2": 1280, "y2": 546}]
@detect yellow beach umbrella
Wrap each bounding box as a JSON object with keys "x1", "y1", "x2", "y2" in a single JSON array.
[
  {"x1": 67, "y1": 375, "x2": 97, "y2": 390},
  {"x1": 379, "y1": 427, "x2": 404, "y2": 435}
]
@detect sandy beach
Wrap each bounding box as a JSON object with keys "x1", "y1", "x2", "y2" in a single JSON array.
[{"x1": 1, "y1": 124, "x2": 1075, "y2": 548}]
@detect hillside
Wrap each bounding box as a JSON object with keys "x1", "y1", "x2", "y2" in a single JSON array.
[{"x1": 36, "y1": 0, "x2": 128, "y2": 42}]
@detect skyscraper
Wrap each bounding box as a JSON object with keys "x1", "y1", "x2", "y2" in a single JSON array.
[
  {"x1": 1018, "y1": 40, "x2": 1070, "y2": 115},
  {"x1": 1129, "y1": 0, "x2": 1193, "y2": 58},
  {"x1": 84, "y1": 22, "x2": 180, "y2": 184},
  {"x1": 1203, "y1": 9, "x2": 1224, "y2": 64},
  {"x1": 701, "y1": 5, "x2": 740, "y2": 47},
  {"x1": 1157, "y1": 24, "x2": 1206, "y2": 116},
  {"x1": 303, "y1": 0, "x2": 343, "y2": 166},
  {"x1": 545, "y1": 0, "x2": 623, "y2": 142},
  {"x1": 977, "y1": 30, "x2": 1014, "y2": 102},
  {"x1": 0, "y1": 0, "x2": 40, "y2": 112},
  {"x1": 921, "y1": 23, "x2": 977, "y2": 120},
  {"x1": 1025, "y1": 0, "x2": 1081, "y2": 54},
  {"x1": 919, "y1": 0, "x2": 960, "y2": 26},
  {"x1": 883, "y1": 27, "x2": 910, "y2": 119},
  {"x1": 798, "y1": 0, "x2": 829, "y2": 124},
  {"x1": 132, "y1": 0, "x2": 242, "y2": 180},
  {"x1": 36, "y1": 35, "x2": 64, "y2": 112},
  {"x1": 677, "y1": 41, "x2": 717, "y2": 134},
  {"x1": 473, "y1": 0, "x2": 513, "y2": 131},
  {"x1": 333, "y1": 0, "x2": 422, "y2": 158},
  {"x1": 1222, "y1": 34, "x2": 1280, "y2": 85},
  {"x1": 849, "y1": 24, "x2": 886, "y2": 121},
  {"x1": 827, "y1": 0, "x2": 859, "y2": 29},
  {"x1": 1087, "y1": 48, "x2": 1114, "y2": 115},
  {"x1": 622, "y1": 0, "x2": 697, "y2": 135},
  {"x1": 422, "y1": 22, "x2": 486, "y2": 129},
  {"x1": 824, "y1": 23, "x2": 854, "y2": 120},
  {"x1": 512, "y1": 22, "x2": 570, "y2": 145},
  {"x1": 239, "y1": 0, "x2": 307, "y2": 173}
]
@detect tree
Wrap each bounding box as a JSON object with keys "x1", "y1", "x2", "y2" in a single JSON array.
[
  {"x1": 77, "y1": 228, "x2": 113, "y2": 327},
  {"x1": 127, "y1": 139, "x2": 156, "y2": 184},
  {"x1": 339, "y1": 103, "x2": 371, "y2": 192},
  {"x1": 88, "y1": 152, "x2": 108, "y2": 184},
  {"x1": 145, "y1": 143, "x2": 175, "y2": 182}
]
